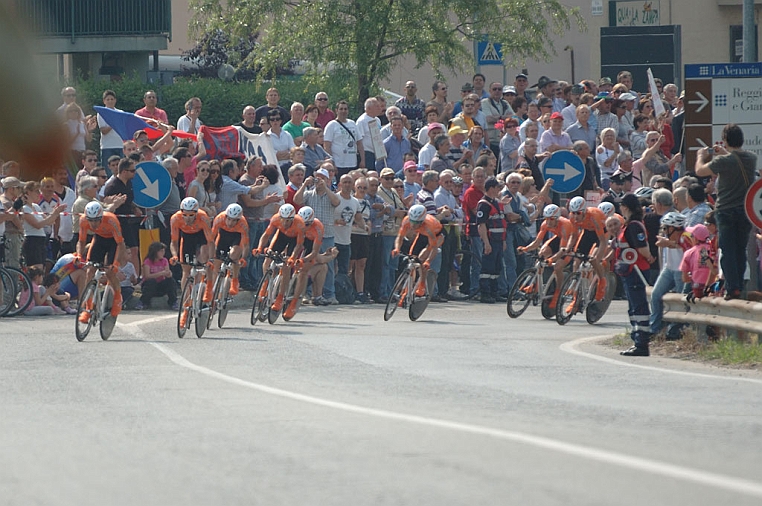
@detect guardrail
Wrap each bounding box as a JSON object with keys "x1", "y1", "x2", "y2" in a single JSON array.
[{"x1": 658, "y1": 291, "x2": 762, "y2": 342}]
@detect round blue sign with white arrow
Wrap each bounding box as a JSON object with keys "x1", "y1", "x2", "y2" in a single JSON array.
[
  {"x1": 541, "y1": 150, "x2": 585, "y2": 194},
  {"x1": 132, "y1": 161, "x2": 172, "y2": 209}
]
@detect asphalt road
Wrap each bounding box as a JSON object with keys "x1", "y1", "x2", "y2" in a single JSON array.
[{"x1": 2, "y1": 300, "x2": 762, "y2": 506}]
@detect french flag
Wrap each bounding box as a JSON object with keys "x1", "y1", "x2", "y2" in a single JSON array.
[{"x1": 94, "y1": 106, "x2": 196, "y2": 141}]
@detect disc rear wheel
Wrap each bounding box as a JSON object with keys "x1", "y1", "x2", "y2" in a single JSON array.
[
  {"x1": 194, "y1": 282, "x2": 208, "y2": 338},
  {"x1": 409, "y1": 269, "x2": 436, "y2": 321},
  {"x1": 218, "y1": 275, "x2": 231, "y2": 328},
  {"x1": 99, "y1": 286, "x2": 116, "y2": 340}
]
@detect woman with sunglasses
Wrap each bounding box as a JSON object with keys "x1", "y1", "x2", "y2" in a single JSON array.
[
  {"x1": 188, "y1": 160, "x2": 216, "y2": 216},
  {"x1": 207, "y1": 160, "x2": 223, "y2": 212}
]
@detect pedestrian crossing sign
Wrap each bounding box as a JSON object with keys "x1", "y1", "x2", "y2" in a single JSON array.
[{"x1": 477, "y1": 40, "x2": 503, "y2": 66}]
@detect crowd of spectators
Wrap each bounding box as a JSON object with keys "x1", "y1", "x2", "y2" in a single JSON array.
[{"x1": 0, "y1": 72, "x2": 758, "y2": 339}]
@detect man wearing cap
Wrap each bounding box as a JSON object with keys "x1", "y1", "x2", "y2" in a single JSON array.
[
  {"x1": 451, "y1": 82, "x2": 474, "y2": 117},
  {"x1": 482, "y1": 82, "x2": 515, "y2": 163},
  {"x1": 395, "y1": 81, "x2": 426, "y2": 134},
  {"x1": 400, "y1": 160, "x2": 422, "y2": 197},
  {"x1": 602, "y1": 169, "x2": 631, "y2": 214},
  {"x1": 619, "y1": 92, "x2": 638, "y2": 136},
  {"x1": 599, "y1": 77, "x2": 613, "y2": 94},
  {"x1": 562, "y1": 84, "x2": 584, "y2": 129},
  {"x1": 450, "y1": 95, "x2": 478, "y2": 134},
  {"x1": 381, "y1": 117, "x2": 410, "y2": 173},
  {"x1": 418, "y1": 122, "x2": 445, "y2": 168},
  {"x1": 540, "y1": 112, "x2": 573, "y2": 153},
  {"x1": 446, "y1": 125, "x2": 471, "y2": 170},
  {"x1": 514, "y1": 73, "x2": 532, "y2": 102},
  {"x1": 476, "y1": 177, "x2": 507, "y2": 304},
  {"x1": 592, "y1": 92, "x2": 619, "y2": 138},
  {"x1": 293, "y1": 164, "x2": 341, "y2": 302},
  {"x1": 434, "y1": 169, "x2": 465, "y2": 301},
  {"x1": 0, "y1": 177, "x2": 24, "y2": 268},
  {"x1": 377, "y1": 166, "x2": 408, "y2": 299}
]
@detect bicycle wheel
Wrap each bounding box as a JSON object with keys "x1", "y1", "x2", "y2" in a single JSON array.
[
  {"x1": 177, "y1": 279, "x2": 194, "y2": 338},
  {"x1": 281, "y1": 275, "x2": 300, "y2": 322},
  {"x1": 384, "y1": 271, "x2": 409, "y2": 321},
  {"x1": 540, "y1": 273, "x2": 559, "y2": 320},
  {"x1": 194, "y1": 281, "x2": 208, "y2": 338},
  {"x1": 556, "y1": 272, "x2": 581, "y2": 326},
  {"x1": 207, "y1": 270, "x2": 224, "y2": 330},
  {"x1": 75, "y1": 280, "x2": 98, "y2": 342},
  {"x1": 586, "y1": 272, "x2": 615, "y2": 324},
  {"x1": 4, "y1": 267, "x2": 32, "y2": 317},
  {"x1": 250, "y1": 271, "x2": 272, "y2": 326},
  {"x1": 0, "y1": 267, "x2": 14, "y2": 317},
  {"x1": 267, "y1": 271, "x2": 283, "y2": 325},
  {"x1": 409, "y1": 269, "x2": 436, "y2": 321},
  {"x1": 507, "y1": 268, "x2": 537, "y2": 318},
  {"x1": 217, "y1": 274, "x2": 231, "y2": 328},
  {"x1": 99, "y1": 285, "x2": 116, "y2": 340}
]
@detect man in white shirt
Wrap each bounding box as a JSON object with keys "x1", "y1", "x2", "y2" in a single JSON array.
[
  {"x1": 265, "y1": 110, "x2": 295, "y2": 176},
  {"x1": 176, "y1": 97, "x2": 203, "y2": 133},
  {"x1": 356, "y1": 98, "x2": 382, "y2": 171},
  {"x1": 323, "y1": 100, "x2": 364, "y2": 177}
]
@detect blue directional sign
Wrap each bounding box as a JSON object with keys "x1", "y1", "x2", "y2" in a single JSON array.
[
  {"x1": 541, "y1": 150, "x2": 585, "y2": 194},
  {"x1": 132, "y1": 161, "x2": 172, "y2": 209},
  {"x1": 477, "y1": 40, "x2": 503, "y2": 66}
]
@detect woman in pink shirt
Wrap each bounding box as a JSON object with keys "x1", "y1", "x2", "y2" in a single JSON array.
[{"x1": 140, "y1": 242, "x2": 178, "y2": 310}]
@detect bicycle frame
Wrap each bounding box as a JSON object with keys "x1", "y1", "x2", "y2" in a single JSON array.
[
  {"x1": 177, "y1": 262, "x2": 209, "y2": 338},
  {"x1": 75, "y1": 263, "x2": 115, "y2": 341}
]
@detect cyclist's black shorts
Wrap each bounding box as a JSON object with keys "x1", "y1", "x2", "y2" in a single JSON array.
[
  {"x1": 215, "y1": 229, "x2": 241, "y2": 259},
  {"x1": 575, "y1": 229, "x2": 599, "y2": 257},
  {"x1": 180, "y1": 230, "x2": 207, "y2": 264},
  {"x1": 303, "y1": 238, "x2": 315, "y2": 256},
  {"x1": 544, "y1": 236, "x2": 561, "y2": 255},
  {"x1": 270, "y1": 230, "x2": 297, "y2": 256},
  {"x1": 88, "y1": 235, "x2": 118, "y2": 266}
]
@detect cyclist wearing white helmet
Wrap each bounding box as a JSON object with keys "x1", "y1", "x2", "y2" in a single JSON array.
[
  {"x1": 170, "y1": 196, "x2": 215, "y2": 301},
  {"x1": 565, "y1": 194, "x2": 610, "y2": 302},
  {"x1": 76, "y1": 200, "x2": 127, "y2": 322},
  {"x1": 517, "y1": 203, "x2": 575, "y2": 308},
  {"x1": 391, "y1": 204, "x2": 444, "y2": 298},
  {"x1": 209, "y1": 203, "x2": 249, "y2": 296},
  {"x1": 649, "y1": 210, "x2": 689, "y2": 334},
  {"x1": 254, "y1": 203, "x2": 307, "y2": 312}
]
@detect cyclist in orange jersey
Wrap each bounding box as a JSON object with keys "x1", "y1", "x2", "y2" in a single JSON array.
[
  {"x1": 517, "y1": 204, "x2": 574, "y2": 308},
  {"x1": 76, "y1": 201, "x2": 126, "y2": 321},
  {"x1": 210, "y1": 203, "x2": 249, "y2": 296},
  {"x1": 564, "y1": 196, "x2": 609, "y2": 301},
  {"x1": 252, "y1": 203, "x2": 306, "y2": 312},
  {"x1": 392, "y1": 204, "x2": 443, "y2": 297},
  {"x1": 169, "y1": 197, "x2": 215, "y2": 301}
]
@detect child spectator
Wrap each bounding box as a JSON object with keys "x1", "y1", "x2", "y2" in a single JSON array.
[
  {"x1": 140, "y1": 241, "x2": 178, "y2": 310},
  {"x1": 681, "y1": 224, "x2": 714, "y2": 302},
  {"x1": 118, "y1": 249, "x2": 139, "y2": 309},
  {"x1": 25, "y1": 267, "x2": 76, "y2": 315}
]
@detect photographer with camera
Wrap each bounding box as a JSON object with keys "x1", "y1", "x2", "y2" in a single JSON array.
[{"x1": 695, "y1": 123, "x2": 757, "y2": 300}]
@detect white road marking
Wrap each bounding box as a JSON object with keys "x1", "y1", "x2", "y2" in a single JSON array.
[
  {"x1": 561, "y1": 335, "x2": 762, "y2": 385},
  {"x1": 122, "y1": 321, "x2": 762, "y2": 499}
]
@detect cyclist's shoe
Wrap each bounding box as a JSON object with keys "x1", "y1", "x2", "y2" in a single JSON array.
[
  {"x1": 283, "y1": 299, "x2": 299, "y2": 319},
  {"x1": 110, "y1": 292, "x2": 123, "y2": 318},
  {"x1": 258, "y1": 279, "x2": 269, "y2": 298},
  {"x1": 548, "y1": 291, "x2": 560, "y2": 309},
  {"x1": 78, "y1": 310, "x2": 91, "y2": 324},
  {"x1": 203, "y1": 279, "x2": 214, "y2": 303},
  {"x1": 271, "y1": 293, "x2": 285, "y2": 312},
  {"x1": 520, "y1": 282, "x2": 534, "y2": 294},
  {"x1": 565, "y1": 293, "x2": 577, "y2": 314},
  {"x1": 229, "y1": 278, "x2": 239, "y2": 296},
  {"x1": 415, "y1": 280, "x2": 427, "y2": 297},
  {"x1": 179, "y1": 309, "x2": 189, "y2": 328},
  {"x1": 595, "y1": 278, "x2": 607, "y2": 302},
  {"x1": 398, "y1": 288, "x2": 408, "y2": 307}
]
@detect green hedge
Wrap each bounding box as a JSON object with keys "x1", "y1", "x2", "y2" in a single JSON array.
[{"x1": 72, "y1": 72, "x2": 362, "y2": 130}]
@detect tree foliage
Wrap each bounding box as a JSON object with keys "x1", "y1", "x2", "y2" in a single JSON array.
[
  {"x1": 181, "y1": 28, "x2": 259, "y2": 80},
  {"x1": 189, "y1": 0, "x2": 584, "y2": 105}
]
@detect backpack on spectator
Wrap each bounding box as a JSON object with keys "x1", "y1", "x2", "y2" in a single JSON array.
[{"x1": 334, "y1": 273, "x2": 356, "y2": 305}]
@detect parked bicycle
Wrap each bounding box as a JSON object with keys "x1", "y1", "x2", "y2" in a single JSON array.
[
  {"x1": 176, "y1": 259, "x2": 211, "y2": 338},
  {"x1": 75, "y1": 263, "x2": 117, "y2": 341},
  {"x1": 507, "y1": 252, "x2": 563, "y2": 320},
  {"x1": 0, "y1": 238, "x2": 32, "y2": 317},
  {"x1": 384, "y1": 254, "x2": 436, "y2": 322},
  {"x1": 555, "y1": 251, "x2": 614, "y2": 325}
]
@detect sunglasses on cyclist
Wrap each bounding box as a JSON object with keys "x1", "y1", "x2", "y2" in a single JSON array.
[{"x1": 182, "y1": 212, "x2": 197, "y2": 218}]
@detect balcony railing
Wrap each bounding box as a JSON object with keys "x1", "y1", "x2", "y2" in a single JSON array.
[{"x1": 16, "y1": 0, "x2": 171, "y2": 38}]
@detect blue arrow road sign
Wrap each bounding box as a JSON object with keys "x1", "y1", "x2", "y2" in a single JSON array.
[
  {"x1": 541, "y1": 150, "x2": 585, "y2": 194},
  {"x1": 132, "y1": 161, "x2": 172, "y2": 209}
]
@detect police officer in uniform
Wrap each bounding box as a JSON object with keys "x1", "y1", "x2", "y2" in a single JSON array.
[{"x1": 476, "y1": 177, "x2": 507, "y2": 303}]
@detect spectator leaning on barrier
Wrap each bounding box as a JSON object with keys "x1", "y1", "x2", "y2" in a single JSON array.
[{"x1": 695, "y1": 123, "x2": 757, "y2": 300}]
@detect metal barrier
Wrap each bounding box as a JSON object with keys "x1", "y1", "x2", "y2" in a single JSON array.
[{"x1": 659, "y1": 292, "x2": 762, "y2": 341}]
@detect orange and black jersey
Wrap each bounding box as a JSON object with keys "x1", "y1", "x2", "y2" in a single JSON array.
[
  {"x1": 573, "y1": 207, "x2": 607, "y2": 238},
  {"x1": 211, "y1": 213, "x2": 249, "y2": 250},
  {"x1": 398, "y1": 214, "x2": 443, "y2": 244},
  {"x1": 303, "y1": 219, "x2": 325, "y2": 251},
  {"x1": 538, "y1": 216, "x2": 574, "y2": 248},
  {"x1": 78, "y1": 212, "x2": 124, "y2": 244},
  {"x1": 170, "y1": 209, "x2": 213, "y2": 244}
]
